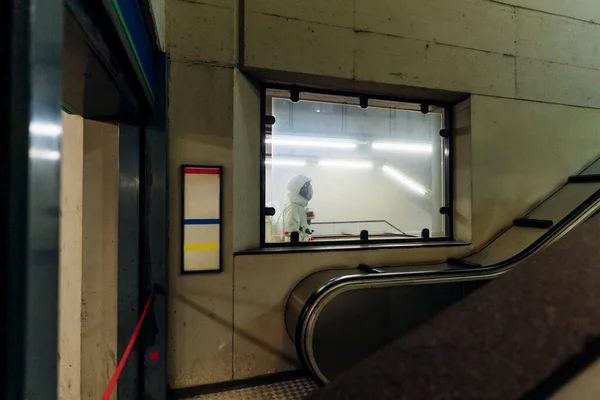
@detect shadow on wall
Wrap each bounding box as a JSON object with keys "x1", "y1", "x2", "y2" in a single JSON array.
[{"x1": 174, "y1": 293, "x2": 298, "y2": 365}]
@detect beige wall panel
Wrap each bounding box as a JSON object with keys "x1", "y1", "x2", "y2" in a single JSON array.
[
  {"x1": 169, "y1": 62, "x2": 235, "y2": 387},
  {"x1": 245, "y1": 0, "x2": 354, "y2": 27},
  {"x1": 470, "y1": 95, "x2": 600, "y2": 245},
  {"x1": 80, "y1": 120, "x2": 119, "y2": 400},
  {"x1": 170, "y1": 62, "x2": 234, "y2": 139},
  {"x1": 184, "y1": 173, "x2": 220, "y2": 219},
  {"x1": 244, "y1": 13, "x2": 355, "y2": 79},
  {"x1": 168, "y1": 268, "x2": 234, "y2": 386},
  {"x1": 183, "y1": 249, "x2": 220, "y2": 272},
  {"x1": 495, "y1": 0, "x2": 600, "y2": 22},
  {"x1": 453, "y1": 99, "x2": 473, "y2": 243},
  {"x1": 183, "y1": 225, "x2": 220, "y2": 272},
  {"x1": 517, "y1": 57, "x2": 600, "y2": 108},
  {"x1": 168, "y1": 1, "x2": 233, "y2": 64},
  {"x1": 353, "y1": 32, "x2": 516, "y2": 97},
  {"x1": 59, "y1": 113, "x2": 84, "y2": 400},
  {"x1": 516, "y1": 9, "x2": 600, "y2": 70},
  {"x1": 185, "y1": 225, "x2": 220, "y2": 244},
  {"x1": 355, "y1": 0, "x2": 516, "y2": 55},
  {"x1": 233, "y1": 70, "x2": 261, "y2": 252}
]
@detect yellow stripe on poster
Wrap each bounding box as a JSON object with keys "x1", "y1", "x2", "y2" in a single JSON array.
[{"x1": 184, "y1": 243, "x2": 220, "y2": 251}]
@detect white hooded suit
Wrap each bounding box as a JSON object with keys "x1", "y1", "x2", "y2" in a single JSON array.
[{"x1": 282, "y1": 174, "x2": 312, "y2": 241}]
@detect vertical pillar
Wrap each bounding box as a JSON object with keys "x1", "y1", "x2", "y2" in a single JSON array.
[
  {"x1": 141, "y1": 53, "x2": 169, "y2": 400},
  {"x1": 2, "y1": 0, "x2": 63, "y2": 398},
  {"x1": 117, "y1": 124, "x2": 141, "y2": 399},
  {"x1": 58, "y1": 113, "x2": 85, "y2": 400},
  {"x1": 57, "y1": 118, "x2": 120, "y2": 399}
]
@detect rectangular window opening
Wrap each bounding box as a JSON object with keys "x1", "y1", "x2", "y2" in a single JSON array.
[{"x1": 262, "y1": 87, "x2": 453, "y2": 247}]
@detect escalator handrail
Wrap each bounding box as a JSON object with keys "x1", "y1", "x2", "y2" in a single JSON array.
[{"x1": 292, "y1": 186, "x2": 600, "y2": 384}]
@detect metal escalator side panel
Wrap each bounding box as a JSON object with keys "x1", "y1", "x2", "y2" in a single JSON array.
[
  {"x1": 285, "y1": 266, "x2": 416, "y2": 342},
  {"x1": 285, "y1": 268, "x2": 370, "y2": 377}
]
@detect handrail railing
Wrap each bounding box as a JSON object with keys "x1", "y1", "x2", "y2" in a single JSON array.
[{"x1": 310, "y1": 219, "x2": 408, "y2": 235}]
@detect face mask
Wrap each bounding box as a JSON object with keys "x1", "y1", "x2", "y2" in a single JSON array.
[{"x1": 299, "y1": 181, "x2": 313, "y2": 201}]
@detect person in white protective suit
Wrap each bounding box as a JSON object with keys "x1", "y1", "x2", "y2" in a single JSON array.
[{"x1": 283, "y1": 174, "x2": 314, "y2": 242}]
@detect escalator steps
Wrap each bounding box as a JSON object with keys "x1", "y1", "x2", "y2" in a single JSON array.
[
  {"x1": 357, "y1": 264, "x2": 383, "y2": 274},
  {"x1": 568, "y1": 174, "x2": 600, "y2": 183},
  {"x1": 447, "y1": 257, "x2": 482, "y2": 268},
  {"x1": 513, "y1": 218, "x2": 553, "y2": 229}
]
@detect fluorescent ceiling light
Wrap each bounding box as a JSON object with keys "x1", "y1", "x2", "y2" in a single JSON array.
[
  {"x1": 265, "y1": 159, "x2": 306, "y2": 166},
  {"x1": 372, "y1": 142, "x2": 432, "y2": 153},
  {"x1": 318, "y1": 159, "x2": 373, "y2": 168},
  {"x1": 30, "y1": 149, "x2": 61, "y2": 161},
  {"x1": 30, "y1": 122, "x2": 62, "y2": 137},
  {"x1": 382, "y1": 165, "x2": 427, "y2": 195},
  {"x1": 266, "y1": 137, "x2": 356, "y2": 149}
]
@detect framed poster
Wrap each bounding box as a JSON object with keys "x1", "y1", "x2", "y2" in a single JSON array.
[{"x1": 181, "y1": 165, "x2": 223, "y2": 273}]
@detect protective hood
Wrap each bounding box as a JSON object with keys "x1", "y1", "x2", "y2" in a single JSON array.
[{"x1": 285, "y1": 174, "x2": 312, "y2": 206}]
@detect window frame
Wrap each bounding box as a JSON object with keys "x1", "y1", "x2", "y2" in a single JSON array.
[{"x1": 260, "y1": 84, "x2": 454, "y2": 248}]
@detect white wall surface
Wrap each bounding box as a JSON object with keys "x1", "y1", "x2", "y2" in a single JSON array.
[
  {"x1": 266, "y1": 164, "x2": 436, "y2": 235},
  {"x1": 166, "y1": 0, "x2": 600, "y2": 387}
]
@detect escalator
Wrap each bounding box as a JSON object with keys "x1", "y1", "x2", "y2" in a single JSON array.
[{"x1": 285, "y1": 157, "x2": 600, "y2": 386}]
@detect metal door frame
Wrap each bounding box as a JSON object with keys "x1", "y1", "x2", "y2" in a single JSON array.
[{"x1": 2, "y1": 0, "x2": 64, "y2": 398}]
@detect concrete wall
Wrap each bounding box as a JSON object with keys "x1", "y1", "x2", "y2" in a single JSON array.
[
  {"x1": 166, "y1": 0, "x2": 600, "y2": 388},
  {"x1": 80, "y1": 120, "x2": 119, "y2": 399},
  {"x1": 58, "y1": 114, "x2": 119, "y2": 399},
  {"x1": 244, "y1": 0, "x2": 600, "y2": 109}
]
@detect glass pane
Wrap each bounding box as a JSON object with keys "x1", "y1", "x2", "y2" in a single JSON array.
[
  {"x1": 526, "y1": 182, "x2": 600, "y2": 222},
  {"x1": 580, "y1": 157, "x2": 600, "y2": 175},
  {"x1": 264, "y1": 89, "x2": 447, "y2": 243},
  {"x1": 465, "y1": 181, "x2": 600, "y2": 266},
  {"x1": 465, "y1": 226, "x2": 546, "y2": 266}
]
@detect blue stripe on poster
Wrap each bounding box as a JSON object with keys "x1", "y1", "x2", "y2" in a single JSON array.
[{"x1": 184, "y1": 219, "x2": 221, "y2": 225}]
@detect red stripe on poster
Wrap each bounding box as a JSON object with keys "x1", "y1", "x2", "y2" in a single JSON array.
[{"x1": 184, "y1": 167, "x2": 220, "y2": 175}]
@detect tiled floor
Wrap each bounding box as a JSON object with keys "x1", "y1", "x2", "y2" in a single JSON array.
[{"x1": 191, "y1": 377, "x2": 318, "y2": 400}]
